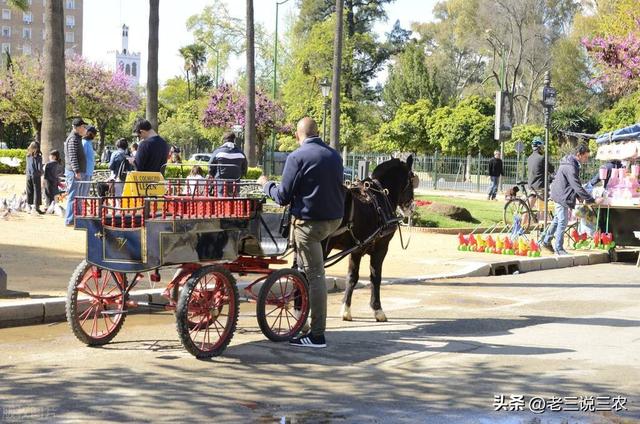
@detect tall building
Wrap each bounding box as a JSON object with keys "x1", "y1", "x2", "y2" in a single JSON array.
[
  {"x1": 0, "y1": 0, "x2": 83, "y2": 58},
  {"x1": 115, "y1": 24, "x2": 140, "y2": 85}
]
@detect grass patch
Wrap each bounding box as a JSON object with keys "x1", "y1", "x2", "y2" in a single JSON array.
[{"x1": 414, "y1": 195, "x2": 504, "y2": 228}]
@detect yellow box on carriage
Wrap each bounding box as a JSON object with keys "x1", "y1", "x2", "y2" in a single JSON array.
[{"x1": 122, "y1": 171, "x2": 166, "y2": 208}]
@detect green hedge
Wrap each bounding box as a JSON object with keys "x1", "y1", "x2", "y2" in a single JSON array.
[
  {"x1": 4, "y1": 153, "x2": 264, "y2": 180},
  {"x1": 99, "y1": 161, "x2": 262, "y2": 179},
  {"x1": 0, "y1": 149, "x2": 27, "y2": 174}
]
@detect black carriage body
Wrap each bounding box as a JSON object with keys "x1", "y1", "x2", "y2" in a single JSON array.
[{"x1": 76, "y1": 216, "x2": 252, "y2": 273}]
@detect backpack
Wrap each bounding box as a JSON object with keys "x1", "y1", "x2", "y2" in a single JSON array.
[{"x1": 115, "y1": 155, "x2": 133, "y2": 182}]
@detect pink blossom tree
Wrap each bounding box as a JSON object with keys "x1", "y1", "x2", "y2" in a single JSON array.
[
  {"x1": 582, "y1": 28, "x2": 640, "y2": 95},
  {"x1": 66, "y1": 56, "x2": 141, "y2": 152},
  {"x1": 202, "y1": 83, "x2": 287, "y2": 161}
]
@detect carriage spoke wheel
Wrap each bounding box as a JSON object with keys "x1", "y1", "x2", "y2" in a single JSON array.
[
  {"x1": 66, "y1": 260, "x2": 127, "y2": 346},
  {"x1": 176, "y1": 265, "x2": 239, "y2": 359},
  {"x1": 257, "y1": 268, "x2": 309, "y2": 342},
  {"x1": 503, "y1": 198, "x2": 532, "y2": 233}
]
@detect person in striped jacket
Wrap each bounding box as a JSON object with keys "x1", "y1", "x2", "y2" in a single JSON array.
[
  {"x1": 63, "y1": 118, "x2": 88, "y2": 226},
  {"x1": 208, "y1": 132, "x2": 248, "y2": 196}
]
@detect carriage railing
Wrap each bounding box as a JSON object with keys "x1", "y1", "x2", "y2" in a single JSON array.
[{"x1": 74, "y1": 179, "x2": 265, "y2": 229}]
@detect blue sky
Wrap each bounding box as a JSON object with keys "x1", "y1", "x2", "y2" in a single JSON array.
[{"x1": 83, "y1": 0, "x2": 438, "y2": 85}]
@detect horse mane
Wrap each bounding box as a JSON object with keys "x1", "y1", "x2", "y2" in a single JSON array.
[{"x1": 371, "y1": 158, "x2": 403, "y2": 180}]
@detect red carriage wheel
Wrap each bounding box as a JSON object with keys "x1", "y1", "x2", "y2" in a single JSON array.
[
  {"x1": 256, "y1": 268, "x2": 309, "y2": 342},
  {"x1": 66, "y1": 260, "x2": 127, "y2": 346},
  {"x1": 175, "y1": 265, "x2": 239, "y2": 359}
]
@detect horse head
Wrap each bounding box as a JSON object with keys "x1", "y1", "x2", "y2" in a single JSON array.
[{"x1": 371, "y1": 155, "x2": 418, "y2": 217}]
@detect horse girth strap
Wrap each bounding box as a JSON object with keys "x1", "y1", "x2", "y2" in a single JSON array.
[{"x1": 333, "y1": 180, "x2": 399, "y2": 244}]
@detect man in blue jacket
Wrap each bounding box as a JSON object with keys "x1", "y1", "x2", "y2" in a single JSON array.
[
  {"x1": 541, "y1": 144, "x2": 603, "y2": 255},
  {"x1": 208, "y1": 132, "x2": 248, "y2": 196},
  {"x1": 258, "y1": 117, "x2": 345, "y2": 348}
]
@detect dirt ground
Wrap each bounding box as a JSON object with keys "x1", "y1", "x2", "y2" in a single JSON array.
[{"x1": 0, "y1": 174, "x2": 471, "y2": 297}]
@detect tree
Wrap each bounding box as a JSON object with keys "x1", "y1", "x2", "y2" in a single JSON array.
[
  {"x1": 412, "y1": 0, "x2": 486, "y2": 101},
  {"x1": 330, "y1": 0, "x2": 344, "y2": 152},
  {"x1": 179, "y1": 43, "x2": 207, "y2": 101},
  {"x1": 202, "y1": 83, "x2": 286, "y2": 161},
  {"x1": 294, "y1": 0, "x2": 404, "y2": 100},
  {"x1": 245, "y1": 0, "x2": 257, "y2": 166},
  {"x1": 41, "y1": 0, "x2": 66, "y2": 156},
  {"x1": 381, "y1": 41, "x2": 443, "y2": 118},
  {"x1": 66, "y1": 58, "x2": 141, "y2": 153},
  {"x1": 598, "y1": 92, "x2": 640, "y2": 133},
  {"x1": 0, "y1": 56, "x2": 44, "y2": 141},
  {"x1": 428, "y1": 96, "x2": 496, "y2": 155},
  {"x1": 372, "y1": 99, "x2": 435, "y2": 153},
  {"x1": 147, "y1": 0, "x2": 160, "y2": 130}
]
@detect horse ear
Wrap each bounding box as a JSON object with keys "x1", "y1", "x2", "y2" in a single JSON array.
[{"x1": 406, "y1": 155, "x2": 414, "y2": 170}]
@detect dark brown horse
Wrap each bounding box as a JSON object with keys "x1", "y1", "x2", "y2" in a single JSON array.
[{"x1": 325, "y1": 156, "x2": 417, "y2": 322}]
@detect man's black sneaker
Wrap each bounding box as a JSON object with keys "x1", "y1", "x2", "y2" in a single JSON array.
[
  {"x1": 289, "y1": 333, "x2": 326, "y2": 348},
  {"x1": 540, "y1": 241, "x2": 554, "y2": 253}
]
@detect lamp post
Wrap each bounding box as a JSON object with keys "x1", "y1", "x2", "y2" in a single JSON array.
[
  {"x1": 269, "y1": 0, "x2": 290, "y2": 175},
  {"x1": 541, "y1": 71, "x2": 557, "y2": 231},
  {"x1": 320, "y1": 77, "x2": 331, "y2": 142}
]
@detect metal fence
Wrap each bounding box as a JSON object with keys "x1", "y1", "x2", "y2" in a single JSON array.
[{"x1": 344, "y1": 152, "x2": 601, "y2": 194}]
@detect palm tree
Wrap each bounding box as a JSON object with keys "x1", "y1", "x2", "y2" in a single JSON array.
[
  {"x1": 41, "y1": 0, "x2": 66, "y2": 155},
  {"x1": 147, "y1": 0, "x2": 160, "y2": 130},
  {"x1": 330, "y1": 0, "x2": 344, "y2": 153},
  {"x1": 244, "y1": 0, "x2": 256, "y2": 166},
  {"x1": 179, "y1": 43, "x2": 207, "y2": 101}
]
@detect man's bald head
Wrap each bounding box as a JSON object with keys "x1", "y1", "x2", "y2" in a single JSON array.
[{"x1": 296, "y1": 117, "x2": 319, "y2": 140}]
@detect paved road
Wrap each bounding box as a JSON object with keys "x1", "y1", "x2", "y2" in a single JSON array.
[{"x1": 0, "y1": 264, "x2": 639, "y2": 423}]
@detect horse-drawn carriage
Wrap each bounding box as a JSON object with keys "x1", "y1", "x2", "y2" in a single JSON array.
[
  {"x1": 65, "y1": 174, "x2": 309, "y2": 358},
  {"x1": 65, "y1": 156, "x2": 418, "y2": 359}
]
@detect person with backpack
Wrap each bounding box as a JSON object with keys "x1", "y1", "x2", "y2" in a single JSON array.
[{"x1": 108, "y1": 138, "x2": 133, "y2": 197}]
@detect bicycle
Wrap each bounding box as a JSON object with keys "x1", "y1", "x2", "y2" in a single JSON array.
[
  {"x1": 503, "y1": 181, "x2": 547, "y2": 233},
  {"x1": 503, "y1": 180, "x2": 582, "y2": 246}
]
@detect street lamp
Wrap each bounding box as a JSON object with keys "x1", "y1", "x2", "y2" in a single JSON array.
[
  {"x1": 541, "y1": 71, "x2": 557, "y2": 231},
  {"x1": 320, "y1": 77, "x2": 331, "y2": 142},
  {"x1": 270, "y1": 0, "x2": 291, "y2": 175}
]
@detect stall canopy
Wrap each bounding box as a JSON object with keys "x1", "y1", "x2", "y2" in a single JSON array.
[{"x1": 596, "y1": 123, "x2": 640, "y2": 144}]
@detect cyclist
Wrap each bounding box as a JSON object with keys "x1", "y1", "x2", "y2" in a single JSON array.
[{"x1": 527, "y1": 136, "x2": 554, "y2": 210}]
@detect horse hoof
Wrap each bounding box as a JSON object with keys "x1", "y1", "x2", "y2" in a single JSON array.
[
  {"x1": 341, "y1": 304, "x2": 352, "y2": 321},
  {"x1": 374, "y1": 309, "x2": 387, "y2": 322}
]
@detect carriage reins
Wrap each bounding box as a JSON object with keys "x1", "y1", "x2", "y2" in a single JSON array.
[{"x1": 323, "y1": 178, "x2": 403, "y2": 268}]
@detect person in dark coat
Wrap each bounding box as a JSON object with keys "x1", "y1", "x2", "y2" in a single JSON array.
[
  {"x1": 132, "y1": 118, "x2": 169, "y2": 174},
  {"x1": 43, "y1": 149, "x2": 63, "y2": 209},
  {"x1": 487, "y1": 150, "x2": 503, "y2": 200},
  {"x1": 540, "y1": 144, "x2": 603, "y2": 255},
  {"x1": 527, "y1": 136, "x2": 555, "y2": 203},
  {"x1": 208, "y1": 132, "x2": 248, "y2": 196},
  {"x1": 25, "y1": 141, "x2": 44, "y2": 214},
  {"x1": 257, "y1": 117, "x2": 344, "y2": 349}
]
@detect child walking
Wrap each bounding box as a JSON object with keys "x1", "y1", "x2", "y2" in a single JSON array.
[{"x1": 25, "y1": 141, "x2": 44, "y2": 214}]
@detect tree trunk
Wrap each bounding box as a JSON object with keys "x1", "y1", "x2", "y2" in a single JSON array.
[
  {"x1": 330, "y1": 0, "x2": 344, "y2": 153},
  {"x1": 41, "y1": 0, "x2": 66, "y2": 158},
  {"x1": 30, "y1": 117, "x2": 41, "y2": 143},
  {"x1": 244, "y1": 0, "x2": 257, "y2": 166},
  {"x1": 344, "y1": 0, "x2": 354, "y2": 100},
  {"x1": 96, "y1": 120, "x2": 107, "y2": 155},
  {"x1": 146, "y1": 0, "x2": 160, "y2": 130}
]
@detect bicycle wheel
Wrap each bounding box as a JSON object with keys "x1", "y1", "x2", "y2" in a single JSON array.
[{"x1": 503, "y1": 198, "x2": 531, "y2": 233}]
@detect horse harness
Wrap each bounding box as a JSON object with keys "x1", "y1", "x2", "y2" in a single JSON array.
[{"x1": 323, "y1": 179, "x2": 402, "y2": 267}]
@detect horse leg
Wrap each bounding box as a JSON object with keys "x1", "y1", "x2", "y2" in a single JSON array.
[
  {"x1": 341, "y1": 252, "x2": 362, "y2": 321},
  {"x1": 369, "y1": 243, "x2": 389, "y2": 322}
]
